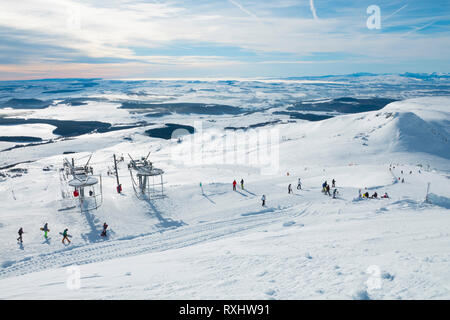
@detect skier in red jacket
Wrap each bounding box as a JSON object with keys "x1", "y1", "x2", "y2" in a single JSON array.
[{"x1": 232, "y1": 180, "x2": 237, "y2": 191}]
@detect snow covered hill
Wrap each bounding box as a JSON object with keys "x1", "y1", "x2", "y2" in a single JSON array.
[{"x1": 0, "y1": 95, "x2": 449, "y2": 299}]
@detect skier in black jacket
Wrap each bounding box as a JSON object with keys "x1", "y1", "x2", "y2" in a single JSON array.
[
  {"x1": 101, "y1": 222, "x2": 108, "y2": 237},
  {"x1": 17, "y1": 227, "x2": 24, "y2": 243}
]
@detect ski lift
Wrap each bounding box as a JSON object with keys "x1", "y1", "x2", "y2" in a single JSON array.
[
  {"x1": 59, "y1": 155, "x2": 103, "y2": 212},
  {"x1": 128, "y1": 152, "x2": 165, "y2": 200}
]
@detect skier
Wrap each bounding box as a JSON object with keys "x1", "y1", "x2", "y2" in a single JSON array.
[
  {"x1": 62, "y1": 228, "x2": 71, "y2": 244},
  {"x1": 101, "y1": 222, "x2": 108, "y2": 237},
  {"x1": 261, "y1": 194, "x2": 266, "y2": 206},
  {"x1": 325, "y1": 184, "x2": 331, "y2": 196},
  {"x1": 117, "y1": 184, "x2": 122, "y2": 194},
  {"x1": 382, "y1": 192, "x2": 389, "y2": 199},
  {"x1": 240, "y1": 179, "x2": 244, "y2": 190},
  {"x1": 322, "y1": 181, "x2": 327, "y2": 193},
  {"x1": 297, "y1": 178, "x2": 302, "y2": 190},
  {"x1": 363, "y1": 191, "x2": 369, "y2": 198},
  {"x1": 401, "y1": 178, "x2": 405, "y2": 183},
  {"x1": 332, "y1": 179, "x2": 336, "y2": 188},
  {"x1": 17, "y1": 227, "x2": 24, "y2": 243},
  {"x1": 41, "y1": 222, "x2": 49, "y2": 239},
  {"x1": 233, "y1": 180, "x2": 237, "y2": 191},
  {"x1": 371, "y1": 192, "x2": 378, "y2": 199},
  {"x1": 333, "y1": 188, "x2": 337, "y2": 199},
  {"x1": 288, "y1": 184, "x2": 292, "y2": 194}
]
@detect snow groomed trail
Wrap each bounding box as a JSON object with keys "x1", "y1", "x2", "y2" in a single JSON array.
[{"x1": 0, "y1": 201, "x2": 312, "y2": 279}]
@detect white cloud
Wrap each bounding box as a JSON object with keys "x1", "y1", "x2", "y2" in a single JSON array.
[{"x1": 0, "y1": 0, "x2": 448, "y2": 79}]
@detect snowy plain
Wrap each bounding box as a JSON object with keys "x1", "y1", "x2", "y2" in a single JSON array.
[{"x1": 0, "y1": 75, "x2": 449, "y2": 299}]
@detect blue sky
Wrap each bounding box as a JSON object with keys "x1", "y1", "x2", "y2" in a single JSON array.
[{"x1": 0, "y1": 0, "x2": 449, "y2": 80}]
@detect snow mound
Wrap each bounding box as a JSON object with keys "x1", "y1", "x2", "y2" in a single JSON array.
[
  {"x1": 427, "y1": 193, "x2": 450, "y2": 210},
  {"x1": 321, "y1": 96, "x2": 449, "y2": 160}
]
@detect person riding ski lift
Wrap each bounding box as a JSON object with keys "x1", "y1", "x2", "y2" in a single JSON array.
[{"x1": 73, "y1": 189, "x2": 79, "y2": 197}]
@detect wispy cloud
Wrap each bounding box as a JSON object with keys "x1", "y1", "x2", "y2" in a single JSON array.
[
  {"x1": 228, "y1": 0, "x2": 260, "y2": 20},
  {"x1": 0, "y1": 0, "x2": 448, "y2": 79},
  {"x1": 384, "y1": 4, "x2": 408, "y2": 22},
  {"x1": 404, "y1": 20, "x2": 437, "y2": 35},
  {"x1": 309, "y1": 0, "x2": 318, "y2": 20}
]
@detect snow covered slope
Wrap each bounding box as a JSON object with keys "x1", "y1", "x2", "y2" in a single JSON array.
[{"x1": 0, "y1": 96, "x2": 449, "y2": 299}]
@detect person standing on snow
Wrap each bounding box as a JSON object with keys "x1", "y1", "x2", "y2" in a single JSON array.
[
  {"x1": 233, "y1": 180, "x2": 237, "y2": 191},
  {"x1": 42, "y1": 223, "x2": 49, "y2": 239},
  {"x1": 261, "y1": 194, "x2": 266, "y2": 206},
  {"x1": 333, "y1": 189, "x2": 337, "y2": 199},
  {"x1": 297, "y1": 178, "x2": 302, "y2": 190},
  {"x1": 322, "y1": 181, "x2": 328, "y2": 193},
  {"x1": 17, "y1": 227, "x2": 24, "y2": 243},
  {"x1": 101, "y1": 222, "x2": 108, "y2": 237},
  {"x1": 288, "y1": 184, "x2": 293, "y2": 194},
  {"x1": 62, "y1": 228, "x2": 71, "y2": 244},
  {"x1": 326, "y1": 185, "x2": 331, "y2": 196},
  {"x1": 240, "y1": 179, "x2": 244, "y2": 190},
  {"x1": 332, "y1": 179, "x2": 336, "y2": 188}
]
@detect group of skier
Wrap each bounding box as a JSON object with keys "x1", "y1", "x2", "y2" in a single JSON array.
[
  {"x1": 232, "y1": 179, "x2": 245, "y2": 191},
  {"x1": 287, "y1": 178, "x2": 302, "y2": 194},
  {"x1": 359, "y1": 189, "x2": 389, "y2": 199},
  {"x1": 321, "y1": 179, "x2": 339, "y2": 198},
  {"x1": 16, "y1": 222, "x2": 109, "y2": 245}
]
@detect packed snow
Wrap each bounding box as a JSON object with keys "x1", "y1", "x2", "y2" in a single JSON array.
[{"x1": 0, "y1": 81, "x2": 449, "y2": 300}]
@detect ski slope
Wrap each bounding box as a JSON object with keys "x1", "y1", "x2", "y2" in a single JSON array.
[{"x1": 0, "y1": 96, "x2": 449, "y2": 299}]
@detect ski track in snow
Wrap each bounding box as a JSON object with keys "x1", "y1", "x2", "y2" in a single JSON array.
[{"x1": 0, "y1": 203, "x2": 311, "y2": 279}]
